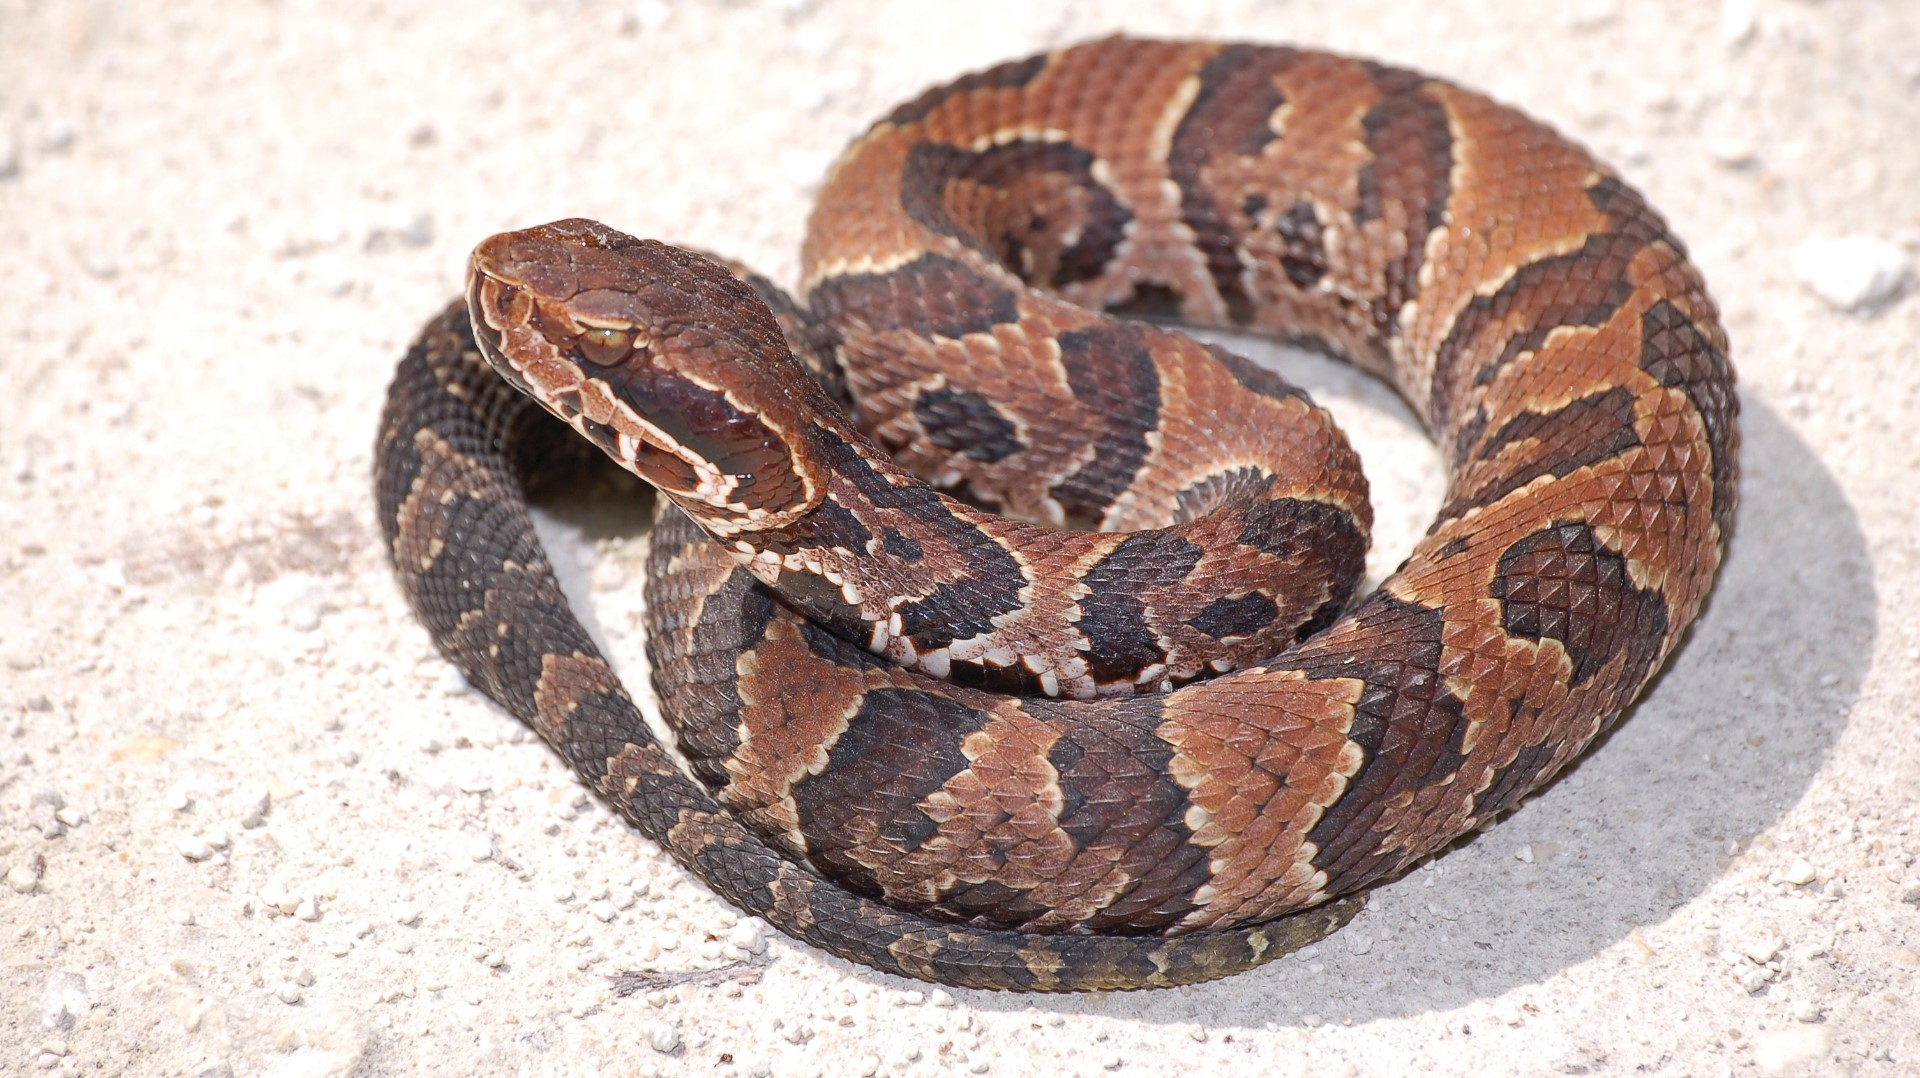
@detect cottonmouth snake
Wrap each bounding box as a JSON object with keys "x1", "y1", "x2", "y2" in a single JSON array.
[{"x1": 375, "y1": 38, "x2": 1737, "y2": 990}]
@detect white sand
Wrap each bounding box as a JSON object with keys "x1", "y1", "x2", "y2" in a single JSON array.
[{"x1": 3, "y1": 2, "x2": 1917, "y2": 1075}]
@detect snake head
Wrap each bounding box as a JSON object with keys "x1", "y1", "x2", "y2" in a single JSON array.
[{"x1": 467, "y1": 219, "x2": 829, "y2": 534}]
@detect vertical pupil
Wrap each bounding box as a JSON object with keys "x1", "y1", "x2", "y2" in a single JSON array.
[{"x1": 579, "y1": 327, "x2": 632, "y2": 366}]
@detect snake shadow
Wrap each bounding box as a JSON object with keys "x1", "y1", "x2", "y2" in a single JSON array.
[{"x1": 958, "y1": 392, "x2": 1871, "y2": 1027}]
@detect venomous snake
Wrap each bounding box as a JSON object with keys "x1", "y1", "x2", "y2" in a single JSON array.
[{"x1": 375, "y1": 38, "x2": 1738, "y2": 990}]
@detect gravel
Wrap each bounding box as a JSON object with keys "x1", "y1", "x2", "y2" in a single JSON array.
[{"x1": 2, "y1": 2, "x2": 1915, "y2": 1075}]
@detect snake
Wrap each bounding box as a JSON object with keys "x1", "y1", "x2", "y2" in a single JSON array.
[{"x1": 374, "y1": 37, "x2": 1738, "y2": 991}]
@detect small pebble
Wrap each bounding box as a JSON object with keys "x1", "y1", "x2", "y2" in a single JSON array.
[
  {"x1": 1781, "y1": 859, "x2": 1817, "y2": 886},
  {"x1": 728, "y1": 919, "x2": 766, "y2": 954},
  {"x1": 365, "y1": 212, "x2": 436, "y2": 251},
  {"x1": 1741, "y1": 933, "x2": 1783, "y2": 964},
  {"x1": 41, "y1": 971, "x2": 88, "y2": 1030},
  {"x1": 394, "y1": 904, "x2": 423, "y2": 927},
  {"x1": 79, "y1": 248, "x2": 119, "y2": 279},
  {"x1": 1791, "y1": 998, "x2": 1825, "y2": 1023},
  {"x1": 258, "y1": 881, "x2": 299, "y2": 916},
  {"x1": 1751, "y1": 1027, "x2": 1833, "y2": 1073},
  {"x1": 40, "y1": 121, "x2": 76, "y2": 153},
  {"x1": 239, "y1": 791, "x2": 271, "y2": 829},
  {"x1": 7, "y1": 854, "x2": 46, "y2": 893},
  {"x1": 630, "y1": 0, "x2": 671, "y2": 31},
  {"x1": 4, "y1": 638, "x2": 39, "y2": 670},
  {"x1": 1721, "y1": 0, "x2": 1757, "y2": 45},
  {"x1": 177, "y1": 836, "x2": 215, "y2": 862},
  {"x1": 165, "y1": 786, "x2": 194, "y2": 812},
  {"x1": 1739, "y1": 965, "x2": 1775, "y2": 994},
  {"x1": 1564, "y1": 0, "x2": 1619, "y2": 30},
  {"x1": 589, "y1": 900, "x2": 617, "y2": 923},
  {"x1": 294, "y1": 897, "x2": 321, "y2": 922},
  {"x1": 1790, "y1": 236, "x2": 1912, "y2": 311},
  {"x1": 776, "y1": 148, "x2": 833, "y2": 191},
  {"x1": 646, "y1": 1022, "x2": 681, "y2": 1053},
  {"x1": 466, "y1": 833, "x2": 495, "y2": 861},
  {"x1": 275, "y1": 982, "x2": 304, "y2": 1005},
  {"x1": 399, "y1": 212, "x2": 434, "y2": 247}
]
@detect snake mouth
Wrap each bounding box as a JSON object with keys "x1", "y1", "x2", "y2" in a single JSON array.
[
  {"x1": 464, "y1": 225, "x2": 828, "y2": 534},
  {"x1": 465, "y1": 270, "x2": 711, "y2": 495}
]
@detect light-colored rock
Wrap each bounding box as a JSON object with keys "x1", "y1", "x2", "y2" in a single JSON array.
[{"x1": 1790, "y1": 236, "x2": 1911, "y2": 311}]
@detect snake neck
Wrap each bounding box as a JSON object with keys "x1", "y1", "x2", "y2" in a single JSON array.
[{"x1": 690, "y1": 368, "x2": 1367, "y2": 701}]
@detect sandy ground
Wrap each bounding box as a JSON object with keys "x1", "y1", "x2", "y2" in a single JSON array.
[{"x1": 3, "y1": 1, "x2": 1918, "y2": 1075}]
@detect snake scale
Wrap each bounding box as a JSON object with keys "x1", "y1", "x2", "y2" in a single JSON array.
[{"x1": 375, "y1": 38, "x2": 1737, "y2": 991}]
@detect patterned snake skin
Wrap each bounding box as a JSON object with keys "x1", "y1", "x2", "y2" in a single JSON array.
[{"x1": 375, "y1": 38, "x2": 1738, "y2": 990}]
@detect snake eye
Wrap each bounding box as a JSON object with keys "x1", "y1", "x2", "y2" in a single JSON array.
[{"x1": 578, "y1": 327, "x2": 634, "y2": 367}]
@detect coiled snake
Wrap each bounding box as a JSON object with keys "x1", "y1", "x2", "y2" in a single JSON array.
[{"x1": 375, "y1": 38, "x2": 1737, "y2": 990}]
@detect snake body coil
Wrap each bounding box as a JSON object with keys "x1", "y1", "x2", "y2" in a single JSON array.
[{"x1": 376, "y1": 38, "x2": 1737, "y2": 990}]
